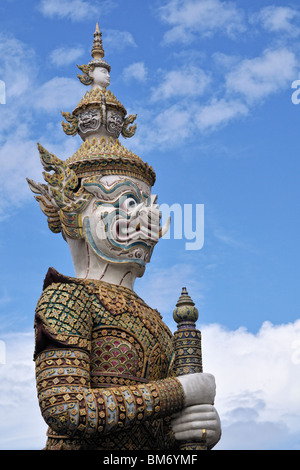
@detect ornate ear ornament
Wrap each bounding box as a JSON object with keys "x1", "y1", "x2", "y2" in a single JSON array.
[
  {"x1": 61, "y1": 111, "x2": 78, "y2": 136},
  {"x1": 122, "y1": 115, "x2": 137, "y2": 139},
  {"x1": 27, "y1": 144, "x2": 91, "y2": 238},
  {"x1": 77, "y1": 63, "x2": 94, "y2": 86},
  {"x1": 26, "y1": 177, "x2": 61, "y2": 234}
]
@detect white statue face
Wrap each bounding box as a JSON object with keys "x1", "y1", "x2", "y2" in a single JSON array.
[
  {"x1": 78, "y1": 109, "x2": 101, "y2": 134},
  {"x1": 90, "y1": 65, "x2": 110, "y2": 88},
  {"x1": 80, "y1": 175, "x2": 161, "y2": 273}
]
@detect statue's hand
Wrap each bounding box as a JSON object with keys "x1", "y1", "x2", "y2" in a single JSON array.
[
  {"x1": 177, "y1": 372, "x2": 216, "y2": 406},
  {"x1": 171, "y1": 404, "x2": 221, "y2": 448}
]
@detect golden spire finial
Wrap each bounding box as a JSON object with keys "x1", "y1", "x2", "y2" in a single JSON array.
[{"x1": 91, "y1": 22, "x2": 104, "y2": 60}]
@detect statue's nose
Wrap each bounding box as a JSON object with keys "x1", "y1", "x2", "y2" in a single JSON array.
[{"x1": 130, "y1": 203, "x2": 144, "y2": 218}]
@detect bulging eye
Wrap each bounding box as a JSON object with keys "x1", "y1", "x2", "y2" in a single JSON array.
[{"x1": 122, "y1": 197, "x2": 137, "y2": 211}]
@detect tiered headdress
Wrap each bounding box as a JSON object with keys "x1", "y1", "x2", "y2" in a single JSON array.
[{"x1": 27, "y1": 24, "x2": 155, "y2": 239}]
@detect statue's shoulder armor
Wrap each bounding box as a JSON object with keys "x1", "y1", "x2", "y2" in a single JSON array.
[{"x1": 34, "y1": 268, "x2": 101, "y2": 356}]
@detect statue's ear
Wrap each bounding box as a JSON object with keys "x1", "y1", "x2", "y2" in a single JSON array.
[
  {"x1": 27, "y1": 143, "x2": 92, "y2": 237},
  {"x1": 26, "y1": 177, "x2": 62, "y2": 234},
  {"x1": 36, "y1": 143, "x2": 90, "y2": 211}
]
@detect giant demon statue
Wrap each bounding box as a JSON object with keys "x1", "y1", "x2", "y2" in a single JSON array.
[{"x1": 27, "y1": 24, "x2": 221, "y2": 451}]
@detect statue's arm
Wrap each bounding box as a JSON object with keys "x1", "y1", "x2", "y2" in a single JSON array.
[
  {"x1": 34, "y1": 284, "x2": 185, "y2": 438},
  {"x1": 35, "y1": 347, "x2": 184, "y2": 438}
]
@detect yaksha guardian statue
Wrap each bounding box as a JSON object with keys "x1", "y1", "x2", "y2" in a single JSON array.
[{"x1": 27, "y1": 24, "x2": 221, "y2": 450}]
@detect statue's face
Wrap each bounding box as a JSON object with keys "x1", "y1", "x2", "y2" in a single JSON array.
[
  {"x1": 78, "y1": 109, "x2": 101, "y2": 134},
  {"x1": 90, "y1": 65, "x2": 110, "y2": 88},
  {"x1": 81, "y1": 175, "x2": 161, "y2": 273}
]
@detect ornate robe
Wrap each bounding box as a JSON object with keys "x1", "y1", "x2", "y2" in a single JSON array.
[{"x1": 34, "y1": 268, "x2": 184, "y2": 450}]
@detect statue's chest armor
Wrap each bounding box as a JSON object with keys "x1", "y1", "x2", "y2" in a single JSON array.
[{"x1": 88, "y1": 283, "x2": 174, "y2": 387}]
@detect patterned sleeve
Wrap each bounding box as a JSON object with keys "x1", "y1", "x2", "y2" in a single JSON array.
[{"x1": 34, "y1": 282, "x2": 185, "y2": 439}]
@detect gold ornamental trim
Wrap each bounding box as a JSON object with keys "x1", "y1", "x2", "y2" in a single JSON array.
[
  {"x1": 73, "y1": 88, "x2": 126, "y2": 115},
  {"x1": 66, "y1": 137, "x2": 156, "y2": 186}
]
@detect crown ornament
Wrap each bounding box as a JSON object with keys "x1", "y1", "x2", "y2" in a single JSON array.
[
  {"x1": 62, "y1": 23, "x2": 137, "y2": 142},
  {"x1": 173, "y1": 287, "x2": 199, "y2": 325},
  {"x1": 27, "y1": 23, "x2": 155, "y2": 239},
  {"x1": 77, "y1": 22, "x2": 110, "y2": 86},
  {"x1": 91, "y1": 21, "x2": 106, "y2": 61}
]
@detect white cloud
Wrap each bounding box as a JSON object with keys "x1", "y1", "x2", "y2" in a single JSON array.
[
  {"x1": 103, "y1": 29, "x2": 137, "y2": 53},
  {"x1": 38, "y1": 0, "x2": 115, "y2": 22},
  {"x1": 0, "y1": 34, "x2": 37, "y2": 99},
  {"x1": 1, "y1": 7, "x2": 299, "y2": 224},
  {"x1": 0, "y1": 35, "x2": 71, "y2": 217},
  {"x1": 195, "y1": 98, "x2": 248, "y2": 132},
  {"x1": 251, "y1": 5, "x2": 300, "y2": 36},
  {"x1": 132, "y1": 98, "x2": 245, "y2": 153},
  {"x1": 123, "y1": 62, "x2": 148, "y2": 83},
  {"x1": 193, "y1": 47, "x2": 298, "y2": 132},
  {"x1": 49, "y1": 46, "x2": 85, "y2": 67},
  {"x1": 203, "y1": 320, "x2": 300, "y2": 449},
  {"x1": 151, "y1": 66, "x2": 210, "y2": 101},
  {"x1": 225, "y1": 48, "x2": 298, "y2": 104},
  {"x1": 0, "y1": 332, "x2": 47, "y2": 449},
  {"x1": 132, "y1": 103, "x2": 196, "y2": 153},
  {"x1": 159, "y1": 0, "x2": 245, "y2": 44},
  {"x1": 132, "y1": 45, "x2": 299, "y2": 147},
  {"x1": 0, "y1": 136, "x2": 42, "y2": 218},
  {"x1": 0, "y1": 128, "x2": 81, "y2": 219},
  {"x1": 0, "y1": 33, "x2": 85, "y2": 218},
  {"x1": 33, "y1": 77, "x2": 84, "y2": 112},
  {"x1": 1, "y1": 320, "x2": 300, "y2": 449}
]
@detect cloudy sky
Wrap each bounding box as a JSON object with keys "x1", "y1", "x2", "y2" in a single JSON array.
[{"x1": 0, "y1": 0, "x2": 300, "y2": 450}]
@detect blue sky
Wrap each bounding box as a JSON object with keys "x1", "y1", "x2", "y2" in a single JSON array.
[{"x1": 0, "y1": 0, "x2": 300, "y2": 451}]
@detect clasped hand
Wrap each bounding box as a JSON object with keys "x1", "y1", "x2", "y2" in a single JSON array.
[{"x1": 171, "y1": 373, "x2": 221, "y2": 448}]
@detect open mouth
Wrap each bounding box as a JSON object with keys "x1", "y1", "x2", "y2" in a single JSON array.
[
  {"x1": 107, "y1": 205, "x2": 171, "y2": 246},
  {"x1": 115, "y1": 218, "x2": 159, "y2": 243}
]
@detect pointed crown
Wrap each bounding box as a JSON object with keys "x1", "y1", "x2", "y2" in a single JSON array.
[
  {"x1": 91, "y1": 22, "x2": 107, "y2": 62},
  {"x1": 27, "y1": 23, "x2": 156, "y2": 239},
  {"x1": 61, "y1": 22, "x2": 155, "y2": 186}
]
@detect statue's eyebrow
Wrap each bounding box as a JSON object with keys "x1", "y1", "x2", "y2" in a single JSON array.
[
  {"x1": 83, "y1": 180, "x2": 140, "y2": 195},
  {"x1": 83, "y1": 180, "x2": 145, "y2": 207}
]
